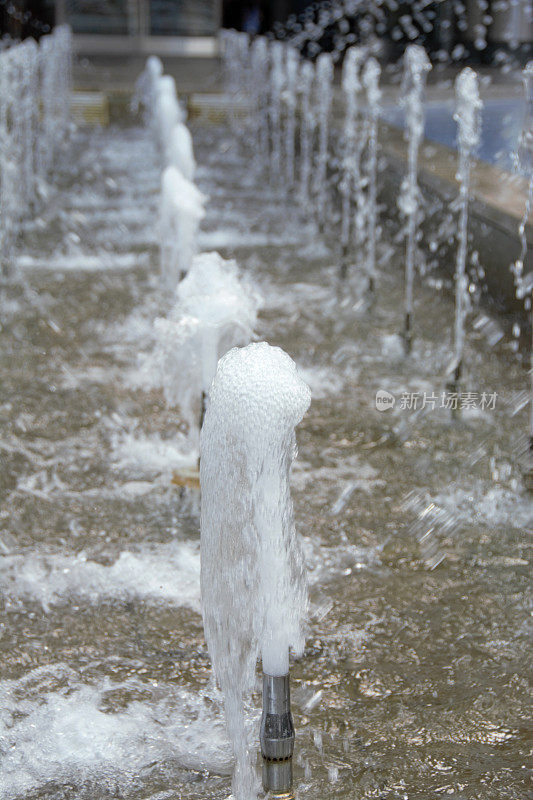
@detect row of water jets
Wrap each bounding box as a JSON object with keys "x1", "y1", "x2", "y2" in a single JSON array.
[
  {"x1": 135, "y1": 57, "x2": 307, "y2": 799},
  {"x1": 221, "y1": 28, "x2": 533, "y2": 485},
  {"x1": 0, "y1": 25, "x2": 72, "y2": 269}
]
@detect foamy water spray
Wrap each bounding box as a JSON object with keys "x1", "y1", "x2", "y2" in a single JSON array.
[
  {"x1": 251, "y1": 37, "x2": 270, "y2": 171},
  {"x1": 512, "y1": 60, "x2": 533, "y2": 488},
  {"x1": 314, "y1": 52, "x2": 334, "y2": 227},
  {"x1": 451, "y1": 68, "x2": 482, "y2": 395},
  {"x1": 284, "y1": 46, "x2": 299, "y2": 188},
  {"x1": 154, "y1": 76, "x2": 186, "y2": 152},
  {"x1": 159, "y1": 165, "x2": 205, "y2": 290},
  {"x1": 200, "y1": 343, "x2": 310, "y2": 800},
  {"x1": 362, "y1": 57, "x2": 381, "y2": 296},
  {"x1": 143, "y1": 253, "x2": 258, "y2": 455},
  {"x1": 133, "y1": 56, "x2": 163, "y2": 123},
  {"x1": 340, "y1": 46, "x2": 366, "y2": 279},
  {"x1": 298, "y1": 59, "x2": 316, "y2": 206},
  {"x1": 399, "y1": 45, "x2": 431, "y2": 352},
  {"x1": 269, "y1": 42, "x2": 285, "y2": 182}
]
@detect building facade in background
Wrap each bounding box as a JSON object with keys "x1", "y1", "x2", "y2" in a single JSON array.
[
  {"x1": 2, "y1": 2, "x2": 531, "y2": 61},
  {"x1": 54, "y1": 0, "x2": 222, "y2": 54}
]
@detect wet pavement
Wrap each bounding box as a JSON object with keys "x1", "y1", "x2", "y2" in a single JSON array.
[{"x1": 0, "y1": 120, "x2": 531, "y2": 800}]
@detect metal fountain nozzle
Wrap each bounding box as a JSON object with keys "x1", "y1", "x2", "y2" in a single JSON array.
[{"x1": 260, "y1": 673, "x2": 295, "y2": 799}]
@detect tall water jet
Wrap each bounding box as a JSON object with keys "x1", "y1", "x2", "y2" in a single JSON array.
[
  {"x1": 362, "y1": 57, "x2": 381, "y2": 297},
  {"x1": 314, "y1": 52, "x2": 334, "y2": 227},
  {"x1": 340, "y1": 46, "x2": 366, "y2": 279},
  {"x1": 222, "y1": 30, "x2": 250, "y2": 141},
  {"x1": 159, "y1": 165, "x2": 205, "y2": 291},
  {"x1": 250, "y1": 36, "x2": 270, "y2": 171},
  {"x1": 0, "y1": 26, "x2": 71, "y2": 274},
  {"x1": 269, "y1": 41, "x2": 285, "y2": 182},
  {"x1": 200, "y1": 342, "x2": 310, "y2": 800},
  {"x1": 164, "y1": 122, "x2": 196, "y2": 180},
  {"x1": 512, "y1": 60, "x2": 533, "y2": 488},
  {"x1": 155, "y1": 75, "x2": 186, "y2": 151},
  {"x1": 450, "y1": 68, "x2": 482, "y2": 396},
  {"x1": 298, "y1": 59, "x2": 316, "y2": 207},
  {"x1": 38, "y1": 26, "x2": 72, "y2": 176},
  {"x1": 399, "y1": 45, "x2": 431, "y2": 353},
  {"x1": 133, "y1": 55, "x2": 163, "y2": 122},
  {"x1": 284, "y1": 46, "x2": 300, "y2": 188}
]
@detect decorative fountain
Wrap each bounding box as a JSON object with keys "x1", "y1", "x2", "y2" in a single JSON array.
[
  {"x1": 2, "y1": 8, "x2": 532, "y2": 800},
  {"x1": 200, "y1": 342, "x2": 310, "y2": 800}
]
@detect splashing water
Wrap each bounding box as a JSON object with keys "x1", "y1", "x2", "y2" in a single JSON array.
[
  {"x1": 362, "y1": 57, "x2": 381, "y2": 295},
  {"x1": 314, "y1": 52, "x2": 334, "y2": 226},
  {"x1": 399, "y1": 45, "x2": 431, "y2": 351},
  {"x1": 453, "y1": 67, "x2": 482, "y2": 386},
  {"x1": 340, "y1": 46, "x2": 366, "y2": 270},
  {"x1": 200, "y1": 342, "x2": 310, "y2": 800},
  {"x1": 159, "y1": 165, "x2": 205, "y2": 291}
]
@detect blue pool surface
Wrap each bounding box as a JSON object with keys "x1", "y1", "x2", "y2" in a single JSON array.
[{"x1": 382, "y1": 98, "x2": 524, "y2": 169}]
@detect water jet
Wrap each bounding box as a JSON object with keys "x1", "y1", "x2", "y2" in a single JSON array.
[
  {"x1": 340, "y1": 46, "x2": 366, "y2": 281},
  {"x1": 200, "y1": 342, "x2": 310, "y2": 800},
  {"x1": 512, "y1": 60, "x2": 533, "y2": 489},
  {"x1": 399, "y1": 45, "x2": 431, "y2": 353},
  {"x1": 449, "y1": 67, "x2": 482, "y2": 399},
  {"x1": 362, "y1": 57, "x2": 381, "y2": 300}
]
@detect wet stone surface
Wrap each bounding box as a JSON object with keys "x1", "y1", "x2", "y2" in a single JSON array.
[{"x1": 0, "y1": 122, "x2": 531, "y2": 799}]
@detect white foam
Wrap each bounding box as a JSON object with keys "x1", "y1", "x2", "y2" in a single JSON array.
[
  {"x1": 112, "y1": 431, "x2": 198, "y2": 476},
  {"x1": 435, "y1": 483, "x2": 532, "y2": 529},
  {"x1": 2, "y1": 540, "x2": 201, "y2": 613},
  {"x1": 295, "y1": 363, "x2": 345, "y2": 399},
  {"x1": 0, "y1": 668, "x2": 231, "y2": 799},
  {"x1": 380, "y1": 333, "x2": 405, "y2": 361}
]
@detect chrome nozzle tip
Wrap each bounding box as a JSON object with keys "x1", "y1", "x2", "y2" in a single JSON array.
[{"x1": 260, "y1": 673, "x2": 295, "y2": 794}]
